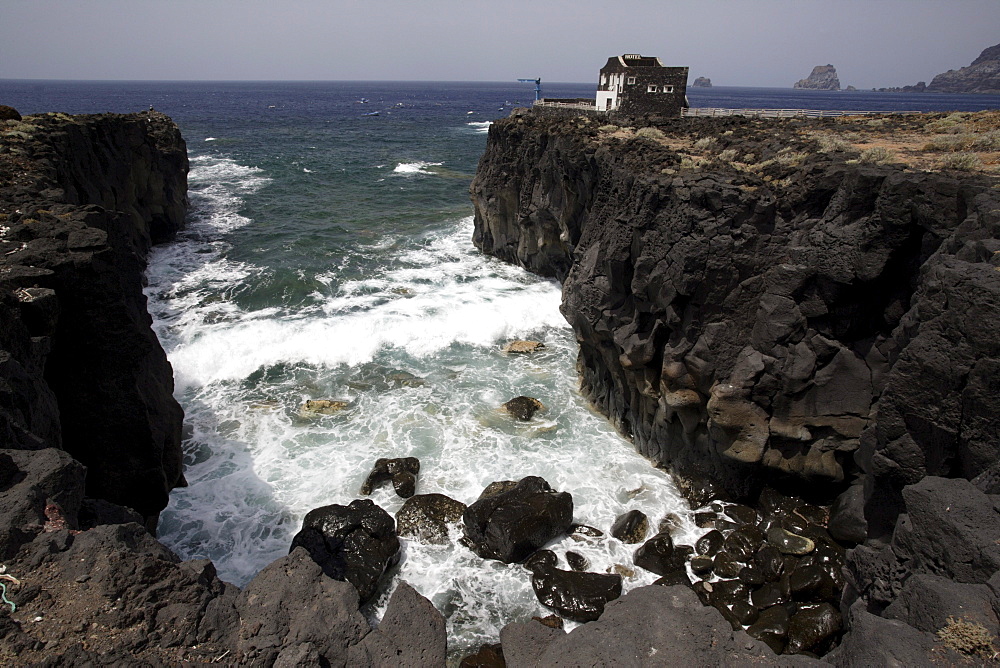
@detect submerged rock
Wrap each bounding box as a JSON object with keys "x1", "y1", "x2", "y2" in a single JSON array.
[
  {"x1": 463, "y1": 476, "x2": 573, "y2": 563},
  {"x1": 396, "y1": 493, "x2": 466, "y2": 544},
  {"x1": 299, "y1": 399, "x2": 350, "y2": 416},
  {"x1": 610, "y1": 509, "x2": 649, "y2": 544},
  {"x1": 360, "y1": 457, "x2": 421, "y2": 498},
  {"x1": 501, "y1": 396, "x2": 545, "y2": 420},
  {"x1": 502, "y1": 340, "x2": 545, "y2": 354},
  {"x1": 289, "y1": 499, "x2": 400, "y2": 603}
]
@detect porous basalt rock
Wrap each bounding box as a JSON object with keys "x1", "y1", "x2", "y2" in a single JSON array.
[
  {"x1": 0, "y1": 111, "x2": 188, "y2": 524},
  {"x1": 463, "y1": 476, "x2": 573, "y2": 563},
  {"x1": 289, "y1": 498, "x2": 401, "y2": 603}
]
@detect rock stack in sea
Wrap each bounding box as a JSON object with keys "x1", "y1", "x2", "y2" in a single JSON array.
[
  {"x1": 471, "y1": 109, "x2": 1000, "y2": 662},
  {"x1": 692, "y1": 76, "x2": 712, "y2": 88},
  {"x1": 793, "y1": 65, "x2": 841, "y2": 90}
]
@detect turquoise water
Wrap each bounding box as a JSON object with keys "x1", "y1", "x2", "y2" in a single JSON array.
[{"x1": 4, "y1": 79, "x2": 996, "y2": 656}]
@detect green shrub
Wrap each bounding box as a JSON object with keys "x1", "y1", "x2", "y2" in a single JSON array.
[
  {"x1": 717, "y1": 148, "x2": 738, "y2": 162},
  {"x1": 694, "y1": 137, "x2": 717, "y2": 152},
  {"x1": 817, "y1": 135, "x2": 853, "y2": 153}
]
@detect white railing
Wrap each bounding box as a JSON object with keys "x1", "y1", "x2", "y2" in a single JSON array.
[{"x1": 682, "y1": 107, "x2": 920, "y2": 119}]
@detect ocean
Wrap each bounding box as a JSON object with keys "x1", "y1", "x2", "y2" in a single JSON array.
[{"x1": 2, "y1": 79, "x2": 998, "y2": 657}]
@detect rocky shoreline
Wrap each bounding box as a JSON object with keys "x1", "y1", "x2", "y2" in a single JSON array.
[
  {"x1": 471, "y1": 109, "x2": 1000, "y2": 662},
  {"x1": 2, "y1": 107, "x2": 999, "y2": 665}
]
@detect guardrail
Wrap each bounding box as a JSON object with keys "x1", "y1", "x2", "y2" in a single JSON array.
[
  {"x1": 682, "y1": 107, "x2": 921, "y2": 118},
  {"x1": 533, "y1": 101, "x2": 600, "y2": 112}
]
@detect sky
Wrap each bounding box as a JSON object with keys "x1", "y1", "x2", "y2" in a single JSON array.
[{"x1": 1, "y1": 0, "x2": 998, "y2": 88}]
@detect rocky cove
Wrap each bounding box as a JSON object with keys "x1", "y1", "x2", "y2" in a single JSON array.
[{"x1": 0, "y1": 105, "x2": 998, "y2": 666}]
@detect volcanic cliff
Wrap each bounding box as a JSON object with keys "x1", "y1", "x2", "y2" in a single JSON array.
[{"x1": 472, "y1": 109, "x2": 1000, "y2": 662}]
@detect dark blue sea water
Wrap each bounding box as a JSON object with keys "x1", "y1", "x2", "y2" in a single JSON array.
[{"x1": 2, "y1": 79, "x2": 997, "y2": 657}]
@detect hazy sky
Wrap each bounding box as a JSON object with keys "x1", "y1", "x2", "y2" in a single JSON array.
[{"x1": 2, "y1": 0, "x2": 997, "y2": 88}]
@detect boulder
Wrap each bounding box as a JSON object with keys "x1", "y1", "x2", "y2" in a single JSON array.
[
  {"x1": 360, "y1": 457, "x2": 421, "y2": 498},
  {"x1": 529, "y1": 564, "x2": 623, "y2": 623},
  {"x1": 396, "y1": 493, "x2": 466, "y2": 544},
  {"x1": 501, "y1": 396, "x2": 545, "y2": 420},
  {"x1": 785, "y1": 603, "x2": 842, "y2": 655},
  {"x1": 565, "y1": 550, "x2": 589, "y2": 572},
  {"x1": 898, "y1": 477, "x2": 1000, "y2": 583},
  {"x1": 634, "y1": 532, "x2": 692, "y2": 576},
  {"x1": 459, "y1": 642, "x2": 505, "y2": 668},
  {"x1": 884, "y1": 573, "x2": 1000, "y2": 637},
  {"x1": 827, "y1": 601, "x2": 964, "y2": 666},
  {"x1": 610, "y1": 509, "x2": 649, "y2": 544},
  {"x1": 347, "y1": 581, "x2": 447, "y2": 666},
  {"x1": 514, "y1": 585, "x2": 820, "y2": 665},
  {"x1": 236, "y1": 547, "x2": 368, "y2": 665},
  {"x1": 289, "y1": 499, "x2": 401, "y2": 603},
  {"x1": 462, "y1": 476, "x2": 573, "y2": 563}
]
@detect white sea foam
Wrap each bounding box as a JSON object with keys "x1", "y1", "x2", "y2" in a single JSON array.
[
  {"x1": 150, "y1": 156, "x2": 698, "y2": 655},
  {"x1": 467, "y1": 121, "x2": 492, "y2": 134},
  {"x1": 392, "y1": 161, "x2": 443, "y2": 175}
]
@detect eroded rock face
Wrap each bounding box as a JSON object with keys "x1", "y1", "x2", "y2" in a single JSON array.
[
  {"x1": 289, "y1": 499, "x2": 401, "y2": 603},
  {"x1": 928, "y1": 42, "x2": 1000, "y2": 93},
  {"x1": 0, "y1": 112, "x2": 188, "y2": 523},
  {"x1": 471, "y1": 112, "x2": 1000, "y2": 529},
  {"x1": 463, "y1": 476, "x2": 573, "y2": 563}
]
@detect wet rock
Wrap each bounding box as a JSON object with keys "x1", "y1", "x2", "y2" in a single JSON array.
[
  {"x1": 789, "y1": 563, "x2": 838, "y2": 603},
  {"x1": 569, "y1": 523, "x2": 603, "y2": 538},
  {"x1": 653, "y1": 569, "x2": 692, "y2": 587},
  {"x1": 459, "y1": 642, "x2": 505, "y2": 668},
  {"x1": 533, "y1": 615, "x2": 564, "y2": 629},
  {"x1": 634, "y1": 532, "x2": 689, "y2": 576},
  {"x1": 610, "y1": 509, "x2": 648, "y2": 544},
  {"x1": 501, "y1": 396, "x2": 545, "y2": 420},
  {"x1": 463, "y1": 476, "x2": 573, "y2": 563},
  {"x1": 695, "y1": 529, "x2": 724, "y2": 556},
  {"x1": 689, "y1": 580, "x2": 714, "y2": 605},
  {"x1": 786, "y1": 603, "x2": 842, "y2": 655},
  {"x1": 346, "y1": 581, "x2": 447, "y2": 667},
  {"x1": 767, "y1": 525, "x2": 815, "y2": 555},
  {"x1": 690, "y1": 555, "x2": 714, "y2": 575},
  {"x1": 713, "y1": 551, "x2": 743, "y2": 579},
  {"x1": 360, "y1": 457, "x2": 420, "y2": 498},
  {"x1": 530, "y1": 565, "x2": 623, "y2": 623},
  {"x1": 725, "y1": 504, "x2": 759, "y2": 526},
  {"x1": 709, "y1": 579, "x2": 750, "y2": 610},
  {"x1": 396, "y1": 493, "x2": 466, "y2": 544},
  {"x1": 289, "y1": 498, "x2": 401, "y2": 603},
  {"x1": 747, "y1": 604, "x2": 789, "y2": 654},
  {"x1": 502, "y1": 340, "x2": 545, "y2": 354},
  {"x1": 731, "y1": 599, "x2": 759, "y2": 626},
  {"x1": 738, "y1": 563, "x2": 766, "y2": 587},
  {"x1": 479, "y1": 480, "x2": 518, "y2": 500},
  {"x1": 724, "y1": 524, "x2": 765, "y2": 561},
  {"x1": 565, "y1": 551, "x2": 589, "y2": 572},
  {"x1": 523, "y1": 549, "x2": 558, "y2": 573},
  {"x1": 751, "y1": 575, "x2": 792, "y2": 609},
  {"x1": 694, "y1": 511, "x2": 717, "y2": 528},
  {"x1": 299, "y1": 399, "x2": 350, "y2": 416}
]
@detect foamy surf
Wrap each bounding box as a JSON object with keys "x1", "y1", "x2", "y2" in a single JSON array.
[
  {"x1": 393, "y1": 160, "x2": 443, "y2": 175},
  {"x1": 150, "y1": 149, "x2": 697, "y2": 659},
  {"x1": 467, "y1": 121, "x2": 492, "y2": 134}
]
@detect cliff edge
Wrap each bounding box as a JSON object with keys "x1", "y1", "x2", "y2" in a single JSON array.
[{"x1": 472, "y1": 109, "x2": 1000, "y2": 661}]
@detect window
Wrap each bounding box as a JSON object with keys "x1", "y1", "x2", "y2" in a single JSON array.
[
  {"x1": 647, "y1": 84, "x2": 658, "y2": 93},
  {"x1": 664, "y1": 85, "x2": 674, "y2": 93},
  {"x1": 627, "y1": 77, "x2": 636, "y2": 85}
]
